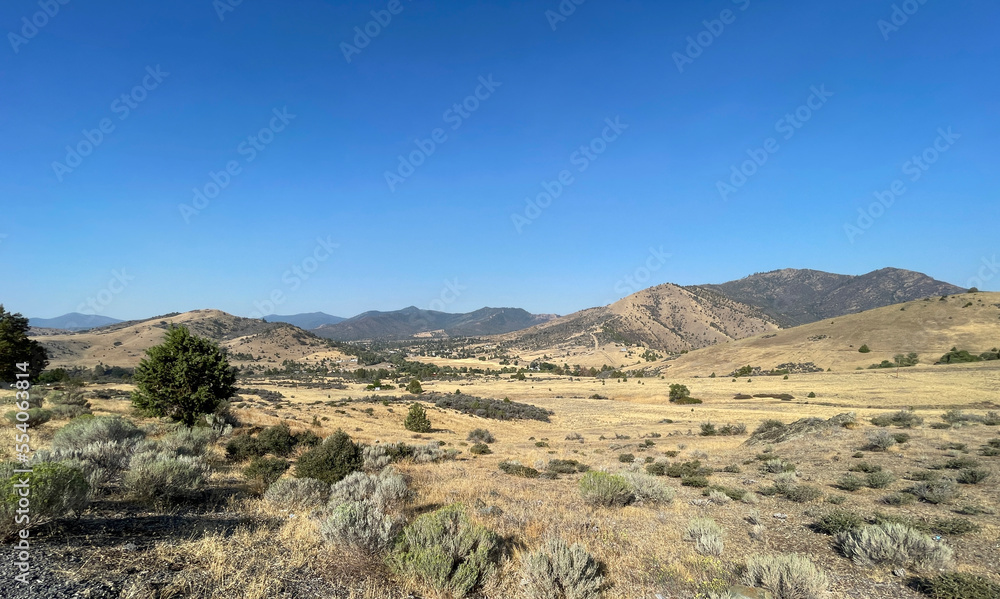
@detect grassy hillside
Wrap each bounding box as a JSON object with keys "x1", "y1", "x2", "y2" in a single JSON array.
[{"x1": 664, "y1": 291, "x2": 1000, "y2": 377}]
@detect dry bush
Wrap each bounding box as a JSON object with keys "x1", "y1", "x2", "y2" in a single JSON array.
[
  {"x1": 50, "y1": 415, "x2": 145, "y2": 450},
  {"x1": 684, "y1": 518, "x2": 724, "y2": 556},
  {"x1": 742, "y1": 553, "x2": 830, "y2": 599},
  {"x1": 263, "y1": 477, "x2": 330, "y2": 508},
  {"x1": 319, "y1": 498, "x2": 401, "y2": 553},
  {"x1": 620, "y1": 471, "x2": 674, "y2": 505},
  {"x1": 520, "y1": 537, "x2": 604, "y2": 599},
  {"x1": 834, "y1": 522, "x2": 952, "y2": 569},
  {"x1": 578, "y1": 472, "x2": 634, "y2": 507},
  {"x1": 1, "y1": 461, "x2": 89, "y2": 538},
  {"x1": 910, "y1": 479, "x2": 959, "y2": 504},
  {"x1": 122, "y1": 450, "x2": 209, "y2": 505},
  {"x1": 328, "y1": 468, "x2": 408, "y2": 512},
  {"x1": 467, "y1": 428, "x2": 495, "y2": 444}
]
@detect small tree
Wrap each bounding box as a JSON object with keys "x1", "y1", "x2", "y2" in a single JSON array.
[
  {"x1": 131, "y1": 325, "x2": 237, "y2": 426},
  {"x1": 0, "y1": 305, "x2": 49, "y2": 382},
  {"x1": 404, "y1": 403, "x2": 431, "y2": 433},
  {"x1": 859, "y1": 344, "x2": 871, "y2": 353},
  {"x1": 406, "y1": 379, "x2": 423, "y2": 394},
  {"x1": 668, "y1": 384, "x2": 691, "y2": 402}
]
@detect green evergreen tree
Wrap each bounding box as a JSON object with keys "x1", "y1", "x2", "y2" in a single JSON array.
[
  {"x1": 406, "y1": 379, "x2": 423, "y2": 394},
  {"x1": 404, "y1": 403, "x2": 432, "y2": 433},
  {"x1": 0, "y1": 305, "x2": 49, "y2": 381},
  {"x1": 131, "y1": 325, "x2": 236, "y2": 426}
]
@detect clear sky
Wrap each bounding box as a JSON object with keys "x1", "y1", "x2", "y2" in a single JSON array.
[{"x1": 2, "y1": 0, "x2": 998, "y2": 320}]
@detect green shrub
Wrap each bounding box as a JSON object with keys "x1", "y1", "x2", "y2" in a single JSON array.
[
  {"x1": 835, "y1": 523, "x2": 952, "y2": 569},
  {"x1": 807, "y1": 392, "x2": 816, "y2": 398},
  {"x1": 257, "y1": 423, "x2": 297, "y2": 457},
  {"x1": 404, "y1": 403, "x2": 431, "y2": 433},
  {"x1": 225, "y1": 434, "x2": 263, "y2": 461},
  {"x1": 668, "y1": 384, "x2": 691, "y2": 401},
  {"x1": 498, "y1": 461, "x2": 539, "y2": 478},
  {"x1": 521, "y1": 537, "x2": 604, "y2": 599},
  {"x1": 5, "y1": 408, "x2": 53, "y2": 427},
  {"x1": 389, "y1": 504, "x2": 499, "y2": 598},
  {"x1": 782, "y1": 484, "x2": 822, "y2": 503},
  {"x1": 849, "y1": 461, "x2": 882, "y2": 473},
  {"x1": 910, "y1": 479, "x2": 959, "y2": 504},
  {"x1": 866, "y1": 471, "x2": 896, "y2": 489},
  {"x1": 618, "y1": 453, "x2": 635, "y2": 463},
  {"x1": 672, "y1": 397, "x2": 702, "y2": 405},
  {"x1": 579, "y1": 472, "x2": 634, "y2": 507},
  {"x1": 681, "y1": 475, "x2": 710, "y2": 488},
  {"x1": 718, "y1": 422, "x2": 747, "y2": 436},
  {"x1": 812, "y1": 510, "x2": 864, "y2": 535},
  {"x1": 122, "y1": 451, "x2": 208, "y2": 505},
  {"x1": 741, "y1": 553, "x2": 829, "y2": 599},
  {"x1": 1, "y1": 462, "x2": 89, "y2": 536},
  {"x1": 546, "y1": 459, "x2": 589, "y2": 474},
  {"x1": 914, "y1": 573, "x2": 1000, "y2": 599},
  {"x1": 645, "y1": 462, "x2": 666, "y2": 476},
  {"x1": 859, "y1": 344, "x2": 871, "y2": 353},
  {"x1": 50, "y1": 415, "x2": 144, "y2": 451},
  {"x1": 956, "y1": 468, "x2": 990, "y2": 485},
  {"x1": 943, "y1": 457, "x2": 980, "y2": 470},
  {"x1": 466, "y1": 428, "x2": 494, "y2": 444},
  {"x1": 666, "y1": 460, "x2": 710, "y2": 478},
  {"x1": 469, "y1": 443, "x2": 492, "y2": 455},
  {"x1": 294, "y1": 430, "x2": 362, "y2": 485},
  {"x1": 159, "y1": 426, "x2": 216, "y2": 457},
  {"x1": 870, "y1": 409, "x2": 923, "y2": 428},
  {"x1": 48, "y1": 403, "x2": 92, "y2": 420},
  {"x1": 684, "y1": 518, "x2": 723, "y2": 556},
  {"x1": 699, "y1": 422, "x2": 717, "y2": 436},
  {"x1": 263, "y1": 477, "x2": 330, "y2": 508},
  {"x1": 243, "y1": 457, "x2": 289, "y2": 492},
  {"x1": 881, "y1": 492, "x2": 917, "y2": 506}
]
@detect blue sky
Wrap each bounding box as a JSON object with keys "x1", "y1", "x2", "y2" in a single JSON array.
[{"x1": 1, "y1": 0, "x2": 997, "y2": 320}]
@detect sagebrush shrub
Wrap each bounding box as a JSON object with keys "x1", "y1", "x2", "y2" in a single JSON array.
[
  {"x1": 0, "y1": 461, "x2": 89, "y2": 537},
  {"x1": 742, "y1": 553, "x2": 830, "y2": 599},
  {"x1": 329, "y1": 468, "x2": 408, "y2": 512},
  {"x1": 294, "y1": 430, "x2": 362, "y2": 485},
  {"x1": 870, "y1": 410, "x2": 923, "y2": 428},
  {"x1": 547, "y1": 459, "x2": 589, "y2": 474},
  {"x1": 782, "y1": 484, "x2": 823, "y2": 503},
  {"x1": 866, "y1": 471, "x2": 896, "y2": 489},
  {"x1": 579, "y1": 472, "x2": 634, "y2": 507},
  {"x1": 467, "y1": 428, "x2": 495, "y2": 444},
  {"x1": 389, "y1": 503, "x2": 499, "y2": 598},
  {"x1": 469, "y1": 443, "x2": 492, "y2": 455},
  {"x1": 499, "y1": 461, "x2": 540, "y2": 478},
  {"x1": 955, "y1": 468, "x2": 990, "y2": 485},
  {"x1": 834, "y1": 523, "x2": 952, "y2": 569},
  {"x1": 51, "y1": 415, "x2": 144, "y2": 451},
  {"x1": 5, "y1": 408, "x2": 52, "y2": 427},
  {"x1": 521, "y1": 537, "x2": 604, "y2": 599},
  {"x1": 263, "y1": 477, "x2": 330, "y2": 508},
  {"x1": 158, "y1": 426, "x2": 216, "y2": 457},
  {"x1": 122, "y1": 450, "x2": 208, "y2": 505},
  {"x1": 621, "y1": 471, "x2": 674, "y2": 504},
  {"x1": 684, "y1": 518, "x2": 723, "y2": 556},
  {"x1": 320, "y1": 498, "x2": 400, "y2": 553},
  {"x1": 865, "y1": 430, "x2": 897, "y2": 452}
]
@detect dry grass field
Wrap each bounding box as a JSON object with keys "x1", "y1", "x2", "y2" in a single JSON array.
[{"x1": 3, "y1": 357, "x2": 999, "y2": 598}]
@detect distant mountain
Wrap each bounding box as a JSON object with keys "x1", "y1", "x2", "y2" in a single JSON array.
[
  {"x1": 29, "y1": 313, "x2": 122, "y2": 331},
  {"x1": 263, "y1": 312, "x2": 345, "y2": 330},
  {"x1": 693, "y1": 268, "x2": 965, "y2": 328},
  {"x1": 313, "y1": 307, "x2": 556, "y2": 341},
  {"x1": 501, "y1": 283, "x2": 779, "y2": 353}
]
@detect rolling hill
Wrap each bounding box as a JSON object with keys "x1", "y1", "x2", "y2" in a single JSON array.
[
  {"x1": 693, "y1": 267, "x2": 964, "y2": 327},
  {"x1": 500, "y1": 283, "x2": 780, "y2": 355},
  {"x1": 35, "y1": 309, "x2": 338, "y2": 368},
  {"x1": 662, "y1": 290, "x2": 1000, "y2": 377},
  {"x1": 313, "y1": 306, "x2": 556, "y2": 341}
]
